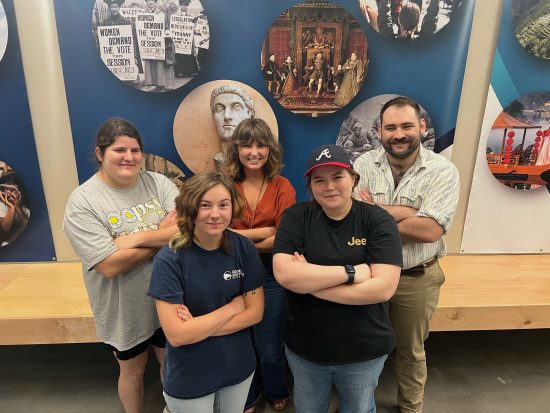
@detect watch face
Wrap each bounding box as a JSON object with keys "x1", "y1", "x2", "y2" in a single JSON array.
[{"x1": 345, "y1": 264, "x2": 355, "y2": 273}]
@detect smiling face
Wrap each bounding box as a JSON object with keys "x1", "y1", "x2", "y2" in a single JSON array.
[
  {"x1": 380, "y1": 104, "x2": 425, "y2": 161},
  {"x1": 238, "y1": 140, "x2": 269, "y2": 173},
  {"x1": 309, "y1": 165, "x2": 354, "y2": 219},
  {"x1": 193, "y1": 184, "x2": 233, "y2": 245},
  {"x1": 212, "y1": 93, "x2": 252, "y2": 142},
  {"x1": 96, "y1": 135, "x2": 143, "y2": 188}
]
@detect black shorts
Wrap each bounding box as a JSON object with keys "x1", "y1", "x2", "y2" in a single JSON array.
[{"x1": 104, "y1": 328, "x2": 166, "y2": 361}]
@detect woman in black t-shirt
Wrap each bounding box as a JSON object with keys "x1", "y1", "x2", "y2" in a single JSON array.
[{"x1": 273, "y1": 144, "x2": 402, "y2": 413}]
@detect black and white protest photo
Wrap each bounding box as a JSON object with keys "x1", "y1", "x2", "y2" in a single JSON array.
[{"x1": 92, "y1": 0, "x2": 209, "y2": 92}]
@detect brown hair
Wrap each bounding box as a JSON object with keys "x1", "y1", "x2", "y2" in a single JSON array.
[
  {"x1": 169, "y1": 171, "x2": 244, "y2": 253},
  {"x1": 380, "y1": 96, "x2": 422, "y2": 124},
  {"x1": 95, "y1": 118, "x2": 143, "y2": 166},
  {"x1": 223, "y1": 118, "x2": 282, "y2": 182},
  {"x1": 398, "y1": 3, "x2": 421, "y2": 35},
  {"x1": 306, "y1": 168, "x2": 360, "y2": 194}
]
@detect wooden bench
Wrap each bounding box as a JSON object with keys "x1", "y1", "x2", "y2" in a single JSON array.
[{"x1": 1, "y1": 255, "x2": 550, "y2": 344}]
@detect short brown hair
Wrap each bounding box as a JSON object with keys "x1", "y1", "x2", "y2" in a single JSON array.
[{"x1": 380, "y1": 96, "x2": 422, "y2": 124}]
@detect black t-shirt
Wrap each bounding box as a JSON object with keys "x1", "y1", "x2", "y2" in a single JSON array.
[{"x1": 273, "y1": 199, "x2": 403, "y2": 364}]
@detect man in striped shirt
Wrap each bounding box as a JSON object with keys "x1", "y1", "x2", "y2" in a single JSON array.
[{"x1": 353, "y1": 96, "x2": 459, "y2": 413}]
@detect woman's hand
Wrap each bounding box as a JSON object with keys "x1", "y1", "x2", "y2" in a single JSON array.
[
  {"x1": 176, "y1": 304, "x2": 194, "y2": 322},
  {"x1": 159, "y1": 209, "x2": 177, "y2": 229},
  {"x1": 354, "y1": 263, "x2": 372, "y2": 284}
]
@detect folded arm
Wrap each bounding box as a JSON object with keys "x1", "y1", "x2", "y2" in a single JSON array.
[
  {"x1": 211, "y1": 288, "x2": 264, "y2": 336},
  {"x1": 311, "y1": 263, "x2": 400, "y2": 305},
  {"x1": 93, "y1": 247, "x2": 158, "y2": 278},
  {"x1": 156, "y1": 295, "x2": 245, "y2": 347},
  {"x1": 397, "y1": 216, "x2": 444, "y2": 243},
  {"x1": 273, "y1": 252, "x2": 370, "y2": 294}
]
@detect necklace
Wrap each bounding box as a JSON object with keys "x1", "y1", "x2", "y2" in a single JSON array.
[{"x1": 246, "y1": 177, "x2": 266, "y2": 229}]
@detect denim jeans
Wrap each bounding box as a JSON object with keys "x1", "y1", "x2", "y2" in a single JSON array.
[
  {"x1": 286, "y1": 346, "x2": 387, "y2": 413},
  {"x1": 245, "y1": 263, "x2": 290, "y2": 408},
  {"x1": 163, "y1": 372, "x2": 253, "y2": 413}
]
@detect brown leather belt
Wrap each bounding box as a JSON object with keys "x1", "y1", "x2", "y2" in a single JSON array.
[{"x1": 401, "y1": 257, "x2": 438, "y2": 277}]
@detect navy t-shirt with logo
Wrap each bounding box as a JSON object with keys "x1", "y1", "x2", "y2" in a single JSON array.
[
  {"x1": 273, "y1": 199, "x2": 403, "y2": 364},
  {"x1": 148, "y1": 230, "x2": 265, "y2": 399}
]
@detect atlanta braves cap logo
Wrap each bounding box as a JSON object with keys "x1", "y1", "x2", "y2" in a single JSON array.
[
  {"x1": 304, "y1": 144, "x2": 353, "y2": 176},
  {"x1": 315, "y1": 148, "x2": 332, "y2": 161}
]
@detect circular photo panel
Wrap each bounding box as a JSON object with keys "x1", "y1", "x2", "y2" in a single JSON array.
[
  {"x1": 0, "y1": 161, "x2": 30, "y2": 248},
  {"x1": 0, "y1": 0, "x2": 8, "y2": 62},
  {"x1": 174, "y1": 80, "x2": 278, "y2": 173},
  {"x1": 358, "y1": 0, "x2": 464, "y2": 40},
  {"x1": 92, "y1": 0, "x2": 210, "y2": 92},
  {"x1": 486, "y1": 91, "x2": 550, "y2": 190},
  {"x1": 512, "y1": 0, "x2": 550, "y2": 60},
  {"x1": 141, "y1": 153, "x2": 187, "y2": 189},
  {"x1": 336, "y1": 94, "x2": 434, "y2": 162},
  {"x1": 261, "y1": 1, "x2": 369, "y2": 117}
]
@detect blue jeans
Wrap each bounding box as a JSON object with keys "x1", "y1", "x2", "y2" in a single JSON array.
[
  {"x1": 245, "y1": 258, "x2": 290, "y2": 407},
  {"x1": 163, "y1": 372, "x2": 253, "y2": 413},
  {"x1": 286, "y1": 346, "x2": 387, "y2": 413}
]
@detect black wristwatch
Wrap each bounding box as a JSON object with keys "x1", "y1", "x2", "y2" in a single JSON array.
[{"x1": 344, "y1": 265, "x2": 355, "y2": 285}]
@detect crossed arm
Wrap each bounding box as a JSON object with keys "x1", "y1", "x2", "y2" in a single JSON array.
[
  {"x1": 157, "y1": 288, "x2": 264, "y2": 347},
  {"x1": 94, "y1": 210, "x2": 179, "y2": 278},
  {"x1": 358, "y1": 188, "x2": 444, "y2": 243},
  {"x1": 273, "y1": 252, "x2": 399, "y2": 305},
  {"x1": 231, "y1": 226, "x2": 276, "y2": 253}
]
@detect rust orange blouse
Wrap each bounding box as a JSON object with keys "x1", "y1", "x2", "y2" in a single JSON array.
[{"x1": 232, "y1": 175, "x2": 296, "y2": 230}]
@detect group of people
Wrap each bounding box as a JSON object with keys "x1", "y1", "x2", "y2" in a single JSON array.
[
  {"x1": 262, "y1": 50, "x2": 365, "y2": 106},
  {"x1": 94, "y1": 0, "x2": 208, "y2": 91},
  {"x1": 361, "y1": 0, "x2": 441, "y2": 40},
  {"x1": 64, "y1": 96, "x2": 459, "y2": 413}
]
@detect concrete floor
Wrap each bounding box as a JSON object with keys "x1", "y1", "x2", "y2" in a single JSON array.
[{"x1": 1, "y1": 330, "x2": 549, "y2": 413}]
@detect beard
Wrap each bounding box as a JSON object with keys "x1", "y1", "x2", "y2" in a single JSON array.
[{"x1": 381, "y1": 135, "x2": 421, "y2": 160}]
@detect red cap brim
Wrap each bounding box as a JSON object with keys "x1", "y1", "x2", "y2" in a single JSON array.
[{"x1": 304, "y1": 162, "x2": 351, "y2": 177}]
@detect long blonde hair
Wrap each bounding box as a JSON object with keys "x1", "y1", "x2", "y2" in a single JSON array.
[{"x1": 169, "y1": 171, "x2": 244, "y2": 253}]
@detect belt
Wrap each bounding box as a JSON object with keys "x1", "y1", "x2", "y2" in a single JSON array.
[{"x1": 401, "y1": 257, "x2": 438, "y2": 277}]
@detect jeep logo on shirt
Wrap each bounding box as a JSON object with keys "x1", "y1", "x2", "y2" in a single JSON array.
[
  {"x1": 223, "y1": 269, "x2": 245, "y2": 280},
  {"x1": 347, "y1": 236, "x2": 367, "y2": 246}
]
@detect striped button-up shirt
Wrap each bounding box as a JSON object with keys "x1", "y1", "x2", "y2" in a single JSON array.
[{"x1": 353, "y1": 146, "x2": 459, "y2": 269}]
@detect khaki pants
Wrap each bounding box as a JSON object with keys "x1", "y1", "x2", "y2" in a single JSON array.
[{"x1": 390, "y1": 261, "x2": 445, "y2": 413}]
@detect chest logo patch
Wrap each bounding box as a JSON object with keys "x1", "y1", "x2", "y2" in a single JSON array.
[
  {"x1": 347, "y1": 236, "x2": 367, "y2": 246},
  {"x1": 223, "y1": 269, "x2": 245, "y2": 281}
]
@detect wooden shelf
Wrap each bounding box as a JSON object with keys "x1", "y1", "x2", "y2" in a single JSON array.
[{"x1": 1, "y1": 255, "x2": 550, "y2": 344}]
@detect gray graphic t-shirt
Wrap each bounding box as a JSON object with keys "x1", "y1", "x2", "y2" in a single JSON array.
[{"x1": 63, "y1": 171, "x2": 178, "y2": 350}]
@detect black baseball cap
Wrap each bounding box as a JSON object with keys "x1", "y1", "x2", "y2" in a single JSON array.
[{"x1": 304, "y1": 144, "x2": 353, "y2": 177}]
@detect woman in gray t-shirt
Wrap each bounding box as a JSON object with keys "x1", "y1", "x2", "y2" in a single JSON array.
[{"x1": 63, "y1": 118, "x2": 179, "y2": 413}]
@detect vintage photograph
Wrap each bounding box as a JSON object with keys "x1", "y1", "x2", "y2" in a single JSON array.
[
  {"x1": 261, "y1": 1, "x2": 368, "y2": 117},
  {"x1": 141, "y1": 153, "x2": 186, "y2": 189},
  {"x1": 336, "y1": 94, "x2": 435, "y2": 162},
  {"x1": 92, "y1": 0, "x2": 209, "y2": 92},
  {"x1": 173, "y1": 80, "x2": 278, "y2": 173},
  {"x1": 512, "y1": 0, "x2": 550, "y2": 60},
  {"x1": 0, "y1": 161, "x2": 30, "y2": 248},
  {"x1": 486, "y1": 91, "x2": 550, "y2": 190},
  {"x1": 358, "y1": 0, "x2": 463, "y2": 40},
  {"x1": 0, "y1": 0, "x2": 7, "y2": 62}
]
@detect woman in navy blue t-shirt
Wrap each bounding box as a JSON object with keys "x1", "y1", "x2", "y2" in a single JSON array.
[{"x1": 148, "y1": 171, "x2": 265, "y2": 413}]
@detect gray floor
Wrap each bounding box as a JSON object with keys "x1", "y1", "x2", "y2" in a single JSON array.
[{"x1": 1, "y1": 330, "x2": 549, "y2": 413}]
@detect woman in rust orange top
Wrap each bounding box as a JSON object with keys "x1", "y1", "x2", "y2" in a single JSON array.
[{"x1": 223, "y1": 118, "x2": 296, "y2": 412}]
